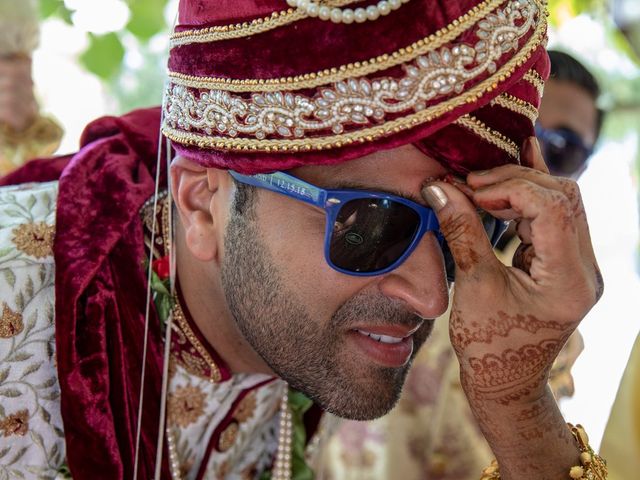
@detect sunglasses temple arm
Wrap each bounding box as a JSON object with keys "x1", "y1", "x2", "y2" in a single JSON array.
[{"x1": 228, "y1": 170, "x2": 326, "y2": 207}]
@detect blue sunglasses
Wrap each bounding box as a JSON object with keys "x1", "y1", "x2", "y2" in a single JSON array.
[{"x1": 229, "y1": 170, "x2": 508, "y2": 281}]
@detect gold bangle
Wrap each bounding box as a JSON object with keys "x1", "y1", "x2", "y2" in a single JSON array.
[{"x1": 479, "y1": 423, "x2": 608, "y2": 480}]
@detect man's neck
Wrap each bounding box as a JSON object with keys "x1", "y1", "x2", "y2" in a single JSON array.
[{"x1": 175, "y1": 223, "x2": 275, "y2": 376}]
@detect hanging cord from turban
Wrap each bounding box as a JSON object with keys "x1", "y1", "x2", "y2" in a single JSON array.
[{"x1": 133, "y1": 9, "x2": 180, "y2": 478}]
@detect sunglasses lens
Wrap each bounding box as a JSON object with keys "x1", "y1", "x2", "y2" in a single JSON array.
[
  {"x1": 540, "y1": 129, "x2": 589, "y2": 176},
  {"x1": 329, "y1": 198, "x2": 420, "y2": 273}
]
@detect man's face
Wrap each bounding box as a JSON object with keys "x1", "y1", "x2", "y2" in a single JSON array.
[
  {"x1": 220, "y1": 145, "x2": 450, "y2": 420},
  {"x1": 537, "y1": 78, "x2": 599, "y2": 178}
]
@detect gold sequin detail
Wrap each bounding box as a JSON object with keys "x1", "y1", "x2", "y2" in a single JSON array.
[
  {"x1": 170, "y1": 0, "x2": 377, "y2": 47},
  {"x1": 234, "y1": 391, "x2": 257, "y2": 423},
  {"x1": 491, "y1": 93, "x2": 539, "y2": 124},
  {"x1": 454, "y1": 114, "x2": 520, "y2": 158},
  {"x1": 523, "y1": 68, "x2": 545, "y2": 97},
  {"x1": 11, "y1": 221, "x2": 55, "y2": 259},
  {"x1": 0, "y1": 302, "x2": 23, "y2": 338},
  {"x1": 172, "y1": 300, "x2": 222, "y2": 383},
  {"x1": 175, "y1": 349, "x2": 208, "y2": 379},
  {"x1": 0, "y1": 409, "x2": 29, "y2": 437},
  {"x1": 219, "y1": 422, "x2": 239, "y2": 452},
  {"x1": 168, "y1": 385, "x2": 206, "y2": 428},
  {"x1": 168, "y1": 0, "x2": 508, "y2": 93}
]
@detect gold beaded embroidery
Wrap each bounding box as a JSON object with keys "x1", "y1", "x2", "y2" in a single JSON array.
[
  {"x1": 454, "y1": 114, "x2": 520, "y2": 158},
  {"x1": 523, "y1": 68, "x2": 545, "y2": 97},
  {"x1": 162, "y1": 0, "x2": 546, "y2": 154},
  {"x1": 168, "y1": 0, "x2": 509, "y2": 93},
  {"x1": 169, "y1": 0, "x2": 356, "y2": 47},
  {"x1": 11, "y1": 221, "x2": 55, "y2": 259},
  {"x1": 0, "y1": 409, "x2": 29, "y2": 437},
  {"x1": 172, "y1": 287, "x2": 222, "y2": 383},
  {"x1": 0, "y1": 302, "x2": 23, "y2": 339},
  {"x1": 163, "y1": 0, "x2": 546, "y2": 151},
  {"x1": 218, "y1": 422, "x2": 239, "y2": 452},
  {"x1": 491, "y1": 93, "x2": 539, "y2": 124}
]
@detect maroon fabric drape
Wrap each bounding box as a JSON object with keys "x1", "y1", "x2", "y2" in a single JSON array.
[{"x1": 1, "y1": 107, "x2": 170, "y2": 480}]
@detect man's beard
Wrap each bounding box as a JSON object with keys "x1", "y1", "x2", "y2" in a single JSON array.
[{"x1": 221, "y1": 212, "x2": 433, "y2": 420}]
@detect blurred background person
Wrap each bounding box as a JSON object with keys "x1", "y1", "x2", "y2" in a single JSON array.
[{"x1": 0, "y1": 0, "x2": 62, "y2": 175}]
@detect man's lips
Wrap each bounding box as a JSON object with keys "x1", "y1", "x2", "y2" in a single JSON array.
[
  {"x1": 350, "y1": 322, "x2": 423, "y2": 339},
  {"x1": 347, "y1": 321, "x2": 424, "y2": 368}
]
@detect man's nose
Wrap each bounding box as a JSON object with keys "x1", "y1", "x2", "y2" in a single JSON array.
[{"x1": 376, "y1": 233, "x2": 449, "y2": 319}]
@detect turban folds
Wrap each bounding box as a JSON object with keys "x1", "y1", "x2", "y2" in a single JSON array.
[{"x1": 163, "y1": 0, "x2": 550, "y2": 174}]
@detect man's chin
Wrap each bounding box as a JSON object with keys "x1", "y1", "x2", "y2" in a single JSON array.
[{"x1": 283, "y1": 363, "x2": 409, "y2": 421}]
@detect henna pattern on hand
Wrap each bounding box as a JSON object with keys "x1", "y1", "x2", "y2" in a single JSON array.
[
  {"x1": 450, "y1": 310, "x2": 565, "y2": 350},
  {"x1": 465, "y1": 339, "x2": 561, "y2": 405},
  {"x1": 439, "y1": 216, "x2": 481, "y2": 273}
]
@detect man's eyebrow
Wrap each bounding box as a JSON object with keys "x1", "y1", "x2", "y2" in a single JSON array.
[{"x1": 322, "y1": 180, "x2": 422, "y2": 204}]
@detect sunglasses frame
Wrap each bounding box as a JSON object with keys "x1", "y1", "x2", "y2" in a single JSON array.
[{"x1": 229, "y1": 170, "x2": 444, "y2": 276}]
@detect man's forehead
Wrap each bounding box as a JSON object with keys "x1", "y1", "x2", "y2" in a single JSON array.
[{"x1": 291, "y1": 144, "x2": 448, "y2": 203}]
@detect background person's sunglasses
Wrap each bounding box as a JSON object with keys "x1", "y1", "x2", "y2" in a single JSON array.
[
  {"x1": 229, "y1": 170, "x2": 508, "y2": 281},
  {"x1": 535, "y1": 123, "x2": 594, "y2": 177}
]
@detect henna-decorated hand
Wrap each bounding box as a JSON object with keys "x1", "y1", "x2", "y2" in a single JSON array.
[{"x1": 422, "y1": 137, "x2": 603, "y2": 479}]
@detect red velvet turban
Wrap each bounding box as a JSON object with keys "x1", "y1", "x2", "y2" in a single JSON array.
[{"x1": 163, "y1": 0, "x2": 550, "y2": 174}]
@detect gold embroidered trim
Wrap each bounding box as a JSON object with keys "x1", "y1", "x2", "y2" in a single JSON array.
[
  {"x1": 172, "y1": 292, "x2": 222, "y2": 383},
  {"x1": 0, "y1": 302, "x2": 23, "y2": 338},
  {"x1": 523, "y1": 68, "x2": 544, "y2": 97},
  {"x1": 218, "y1": 422, "x2": 239, "y2": 452},
  {"x1": 168, "y1": 0, "x2": 508, "y2": 93},
  {"x1": 167, "y1": 385, "x2": 206, "y2": 428},
  {"x1": 162, "y1": 1, "x2": 547, "y2": 154},
  {"x1": 169, "y1": 0, "x2": 356, "y2": 47},
  {"x1": 0, "y1": 409, "x2": 29, "y2": 437},
  {"x1": 491, "y1": 93, "x2": 538, "y2": 124},
  {"x1": 454, "y1": 114, "x2": 520, "y2": 158},
  {"x1": 11, "y1": 221, "x2": 55, "y2": 259}
]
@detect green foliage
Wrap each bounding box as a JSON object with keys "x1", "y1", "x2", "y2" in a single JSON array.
[
  {"x1": 126, "y1": 0, "x2": 169, "y2": 42},
  {"x1": 80, "y1": 33, "x2": 126, "y2": 80},
  {"x1": 548, "y1": 0, "x2": 606, "y2": 25},
  {"x1": 39, "y1": 0, "x2": 73, "y2": 24}
]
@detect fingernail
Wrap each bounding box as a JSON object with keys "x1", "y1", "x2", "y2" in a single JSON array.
[
  {"x1": 422, "y1": 185, "x2": 448, "y2": 211},
  {"x1": 473, "y1": 170, "x2": 490, "y2": 175}
]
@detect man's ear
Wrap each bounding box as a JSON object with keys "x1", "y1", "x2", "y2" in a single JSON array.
[{"x1": 170, "y1": 156, "x2": 226, "y2": 261}]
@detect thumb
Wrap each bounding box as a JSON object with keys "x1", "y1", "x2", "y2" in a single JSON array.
[{"x1": 421, "y1": 181, "x2": 500, "y2": 279}]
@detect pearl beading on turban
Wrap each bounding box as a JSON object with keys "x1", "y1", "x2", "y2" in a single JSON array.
[{"x1": 286, "y1": 0, "x2": 412, "y2": 24}]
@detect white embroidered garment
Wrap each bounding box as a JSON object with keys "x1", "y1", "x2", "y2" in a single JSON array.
[{"x1": 0, "y1": 181, "x2": 64, "y2": 479}]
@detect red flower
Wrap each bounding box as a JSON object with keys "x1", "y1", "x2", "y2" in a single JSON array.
[{"x1": 152, "y1": 256, "x2": 171, "y2": 280}]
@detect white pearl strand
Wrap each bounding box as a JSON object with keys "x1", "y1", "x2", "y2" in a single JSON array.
[
  {"x1": 272, "y1": 387, "x2": 293, "y2": 480},
  {"x1": 286, "y1": 0, "x2": 411, "y2": 24},
  {"x1": 166, "y1": 387, "x2": 293, "y2": 480}
]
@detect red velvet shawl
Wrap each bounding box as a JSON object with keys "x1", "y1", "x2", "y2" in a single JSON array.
[{"x1": 0, "y1": 107, "x2": 170, "y2": 480}]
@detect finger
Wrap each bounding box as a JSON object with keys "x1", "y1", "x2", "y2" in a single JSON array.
[
  {"x1": 512, "y1": 242, "x2": 535, "y2": 274},
  {"x1": 472, "y1": 177, "x2": 583, "y2": 284},
  {"x1": 466, "y1": 148, "x2": 597, "y2": 268},
  {"x1": 527, "y1": 136, "x2": 549, "y2": 174},
  {"x1": 422, "y1": 181, "x2": 501, "y2": 280},
  {"x1": 516, "y1": 218, "x2": 533, "y2": 245}
]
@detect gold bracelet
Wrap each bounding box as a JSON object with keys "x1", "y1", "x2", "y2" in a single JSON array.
[{"x1": 479, "y1": 423, "x2": 608, "y2": 480}]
